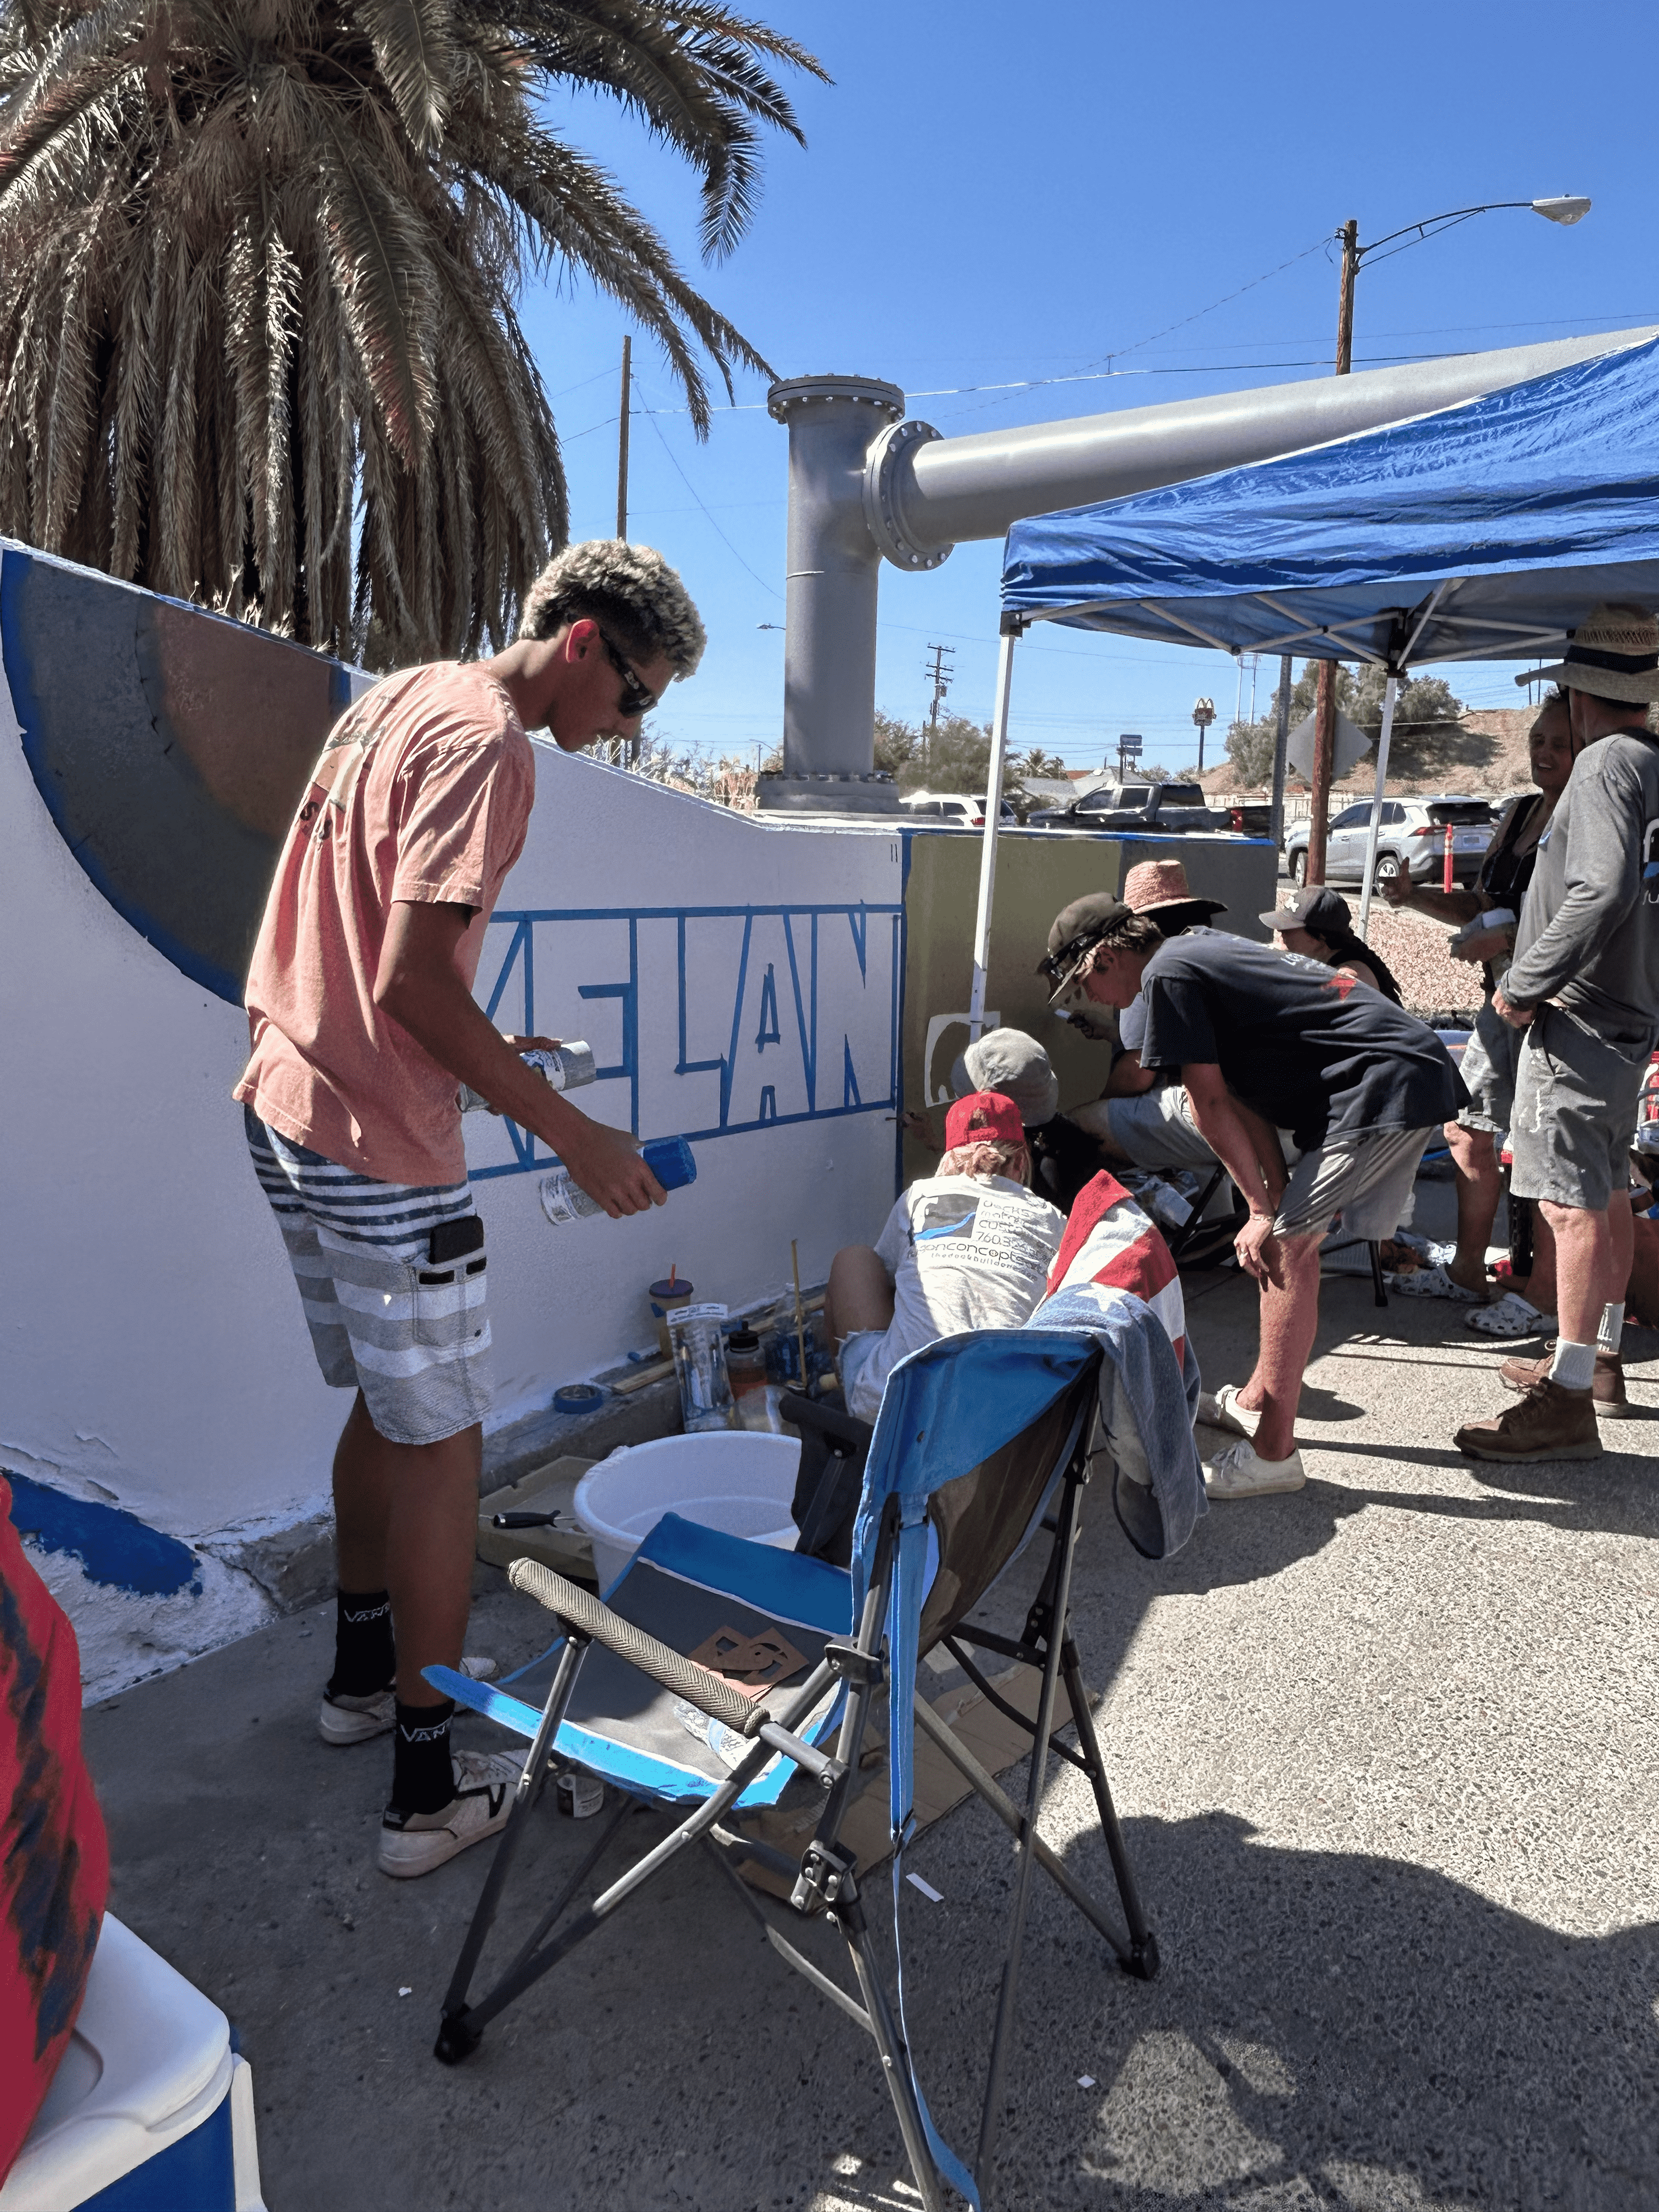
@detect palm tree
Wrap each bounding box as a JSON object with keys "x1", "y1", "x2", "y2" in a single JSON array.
[{"x1": 0, "y1": 2, "x2": 824, "y2": 663}]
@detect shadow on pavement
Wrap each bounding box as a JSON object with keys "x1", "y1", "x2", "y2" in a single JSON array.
[{"x1": 878, "y1": 1809, "x2": 1658, "y2": 2212}]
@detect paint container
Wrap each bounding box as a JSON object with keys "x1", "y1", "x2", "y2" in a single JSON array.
[
  {"x1": 539, "y1": 1136, "x2": 697, "y2": 1225},
  {"x1": 459, "y1": 1042, "x2": 596, "y2": 1112},
  {"x1": 667, "y1": 1304, "x2": 735, "y2": 1433},
  {"x1": 725, "y1": 1330, "x2": 767, "y2": 1409},
  {"x1": 649, "y1": 1277, "x2": 695, "y2": 1356},
  {"x1": 556, "y1": 1768, "x2": 605, "y2": 1819}
]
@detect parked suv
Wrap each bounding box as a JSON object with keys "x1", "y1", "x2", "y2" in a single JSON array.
[
  {"x1": 1283, "y1": 795, "x2": 1496, "y2": 890},
  {"x1": 899, "y1": 791, "x2": 1017, "y2": 828},
  {"x1": 1027, "y1": 780, "x2": 1224, "y2": 833}
]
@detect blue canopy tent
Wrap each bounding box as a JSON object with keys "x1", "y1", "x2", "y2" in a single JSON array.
[{"x1": 984, "y1": 329, "x2": 1659, "y2": 939}]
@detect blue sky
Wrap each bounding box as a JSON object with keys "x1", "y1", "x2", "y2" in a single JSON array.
[{"x1": 516, "y1": 0, "x2": 1659, "y2": 774}]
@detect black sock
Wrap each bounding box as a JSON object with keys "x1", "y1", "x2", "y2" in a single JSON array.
[
  {"x1": 392, "y1": 1699, "x2": 456, "y2": 1814},
  {"x1": 328, "y1": 1588, "x2": 394, "y2": 1697}
]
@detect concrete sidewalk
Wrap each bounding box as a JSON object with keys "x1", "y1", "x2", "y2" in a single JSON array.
[{"x1": 82, "y1": 1235, "x2": 1658, "y2": 2212}]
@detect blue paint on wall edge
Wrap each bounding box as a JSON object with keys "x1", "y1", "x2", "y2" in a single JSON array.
[{"x1": 2, "y1": 1470, "x2": 201, "y2": 1599}]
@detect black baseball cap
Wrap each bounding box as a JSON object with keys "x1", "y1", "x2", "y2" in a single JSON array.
[
  {"x1": 1259, "y1": 885, "x2": 1352, "y2": 934},
  {"x1": 1039, "y1": 894, "x2": 1132, "y2": 1002}
]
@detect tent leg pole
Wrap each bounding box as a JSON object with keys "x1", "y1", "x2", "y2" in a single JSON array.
[
  {"x1": 1269, "y1": 654, "x2": 1292, "y2": 855},
  {"x1": 1357, "y1": 673, "x2": 1399, "y2": 939},
  {"x1": 969, "y1": 623, "x2": 1019, "y2": 1042}
]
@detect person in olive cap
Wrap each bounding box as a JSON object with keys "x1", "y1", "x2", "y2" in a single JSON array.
[
  {"x1": 945, "y1": 1027, "x2": 1111, "y2": 1211},
  {"x1": 1042, "y1": 898, "x2": 1460, "y2": 1498}
]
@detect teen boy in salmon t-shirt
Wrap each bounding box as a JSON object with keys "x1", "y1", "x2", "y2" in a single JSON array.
[{"x1": 235, "y1": 541, "x2": 704, "y2": 1879}]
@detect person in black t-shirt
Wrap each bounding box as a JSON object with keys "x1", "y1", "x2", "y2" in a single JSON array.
[{"x1": 1042, "y1": 899, "x2": 1461, "y2": 1500}]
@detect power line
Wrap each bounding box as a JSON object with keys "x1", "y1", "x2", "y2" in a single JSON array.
[{"x1": 637, "y1": 400, "x2": 782, "y2": 600}]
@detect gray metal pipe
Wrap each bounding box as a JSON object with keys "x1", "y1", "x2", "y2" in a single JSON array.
[
  {"x1": 759, "y1": 325, "x2": 1656, "y2": 810},
  {"x1": 882, "y1": 326, "x2": 1654, "y2": 556},
  {"x1": 761, "y1": 374, "x2": 905, "y2": 814}
]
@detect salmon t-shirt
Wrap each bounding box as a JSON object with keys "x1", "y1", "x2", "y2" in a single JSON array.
[{"x1": 234, "y1": 662, "x2": 535, "y2": 1186}]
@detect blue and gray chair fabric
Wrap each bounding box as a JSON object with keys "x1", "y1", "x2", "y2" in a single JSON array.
[{"x1": 427, "y1": 1311, "x2": 1203, "y2": 2211}]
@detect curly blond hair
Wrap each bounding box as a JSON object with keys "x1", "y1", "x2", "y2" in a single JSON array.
[{"x1": 517, "y1": 539, "x2": 707, "y2": 677}]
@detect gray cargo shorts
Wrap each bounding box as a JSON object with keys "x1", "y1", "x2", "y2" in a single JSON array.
[
  {"x1": 1455, "y1": 994, "x2": 1523, "y2": 1136},
  {"x1": 1273, "y1": 1125, "x2": 1437, "y2": 1243},
  {"x1": 1509, "y1": 1004, "x2": 1654, "y2": 1214}
]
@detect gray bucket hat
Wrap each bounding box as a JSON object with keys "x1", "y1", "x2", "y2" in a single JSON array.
[{"x1": 948, "y1": 1028, "x2": 1059, "y2": 1129}]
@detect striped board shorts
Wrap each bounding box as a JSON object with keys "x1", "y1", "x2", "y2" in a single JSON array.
[{"x1": 245, "y1": 1106, "x2": 491, "y2": 1447}]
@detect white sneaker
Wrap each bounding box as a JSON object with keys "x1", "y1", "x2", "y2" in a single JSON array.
[
  {"x1": 378, "y1": 1748, "x2": 526, "y2": 1879},
  {"x1": 1201, "y1": 1438, "x2": 1306, "y2": 1499},
  {"x1": 319, "y1": 1655, "x2": 498, "y2": 1746},
  {"x1": 1197, "y1": 1384, "x2": 1260, "y2": 1440}
]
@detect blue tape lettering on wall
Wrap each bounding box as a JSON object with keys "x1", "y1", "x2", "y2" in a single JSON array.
[
  {"x1": 469, "y1": 901, "x2": 904, "y2": 1182},
  {"x1": 3, "y1": 1471, "x2": 201, "y2": 1599}
]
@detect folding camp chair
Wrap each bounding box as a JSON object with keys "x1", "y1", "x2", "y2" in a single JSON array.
[{"x1": 426, "y1": 1327, "x2": 1173, "y2": 2211}]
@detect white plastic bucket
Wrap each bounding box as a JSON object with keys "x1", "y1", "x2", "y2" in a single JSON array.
[{"x1": 574, "y1": 1431, "x2": 802, "y2": 1593}]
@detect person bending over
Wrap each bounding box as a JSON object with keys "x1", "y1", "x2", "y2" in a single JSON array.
[
  {"x1": 1058, "y1": 863, "x2": 1235, "y2": 1178},
  {"x1": 235, "y1": 539, "x2": 704, "y2": 1880},
  {"x1": 1051, "y1": 902, "x2": 1460, "y2": 1499},
  {"x1": 1383, "y1": 691, "x2": 1575, "y2": 1323},
  {"x1": 1259, "y1": 885, "x2": 1403, "y2": 1002},
  {"x1": 826, "y1": 1091, "x2": 1065, "y2": 1423}
]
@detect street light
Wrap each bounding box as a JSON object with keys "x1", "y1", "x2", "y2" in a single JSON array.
[
  {"x1": 1191, "y1": 696, "x2": 1216, "y2": 774},
  {"x1": 1333, "y1": 195, "x2": 1592, "y2": 376},
  {"x1": 1305, "y1": 193, "x2": 1591, "y2": 885}
]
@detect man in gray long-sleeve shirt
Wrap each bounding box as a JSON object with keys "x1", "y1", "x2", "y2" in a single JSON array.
[{"x1": 1456, "y1": 603, "x2": 1659, "y2": 1464}]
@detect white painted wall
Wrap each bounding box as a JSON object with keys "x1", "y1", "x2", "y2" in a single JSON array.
[{"x1": 3, "y1": 667, "x2": 904, "y2": 1689}]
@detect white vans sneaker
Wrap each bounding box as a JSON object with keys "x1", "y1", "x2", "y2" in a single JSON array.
[
  {"x1": 1201, "y1": 1438, "x2": 1306, "y2": 1499},
  {"x1": 378, "y1": 1748, "x2": 527, "y2": 1879},
  {"x1": 1197, "y1": 1385, "x2": 1260, "y2": 1440},
  {"x1": 319, "y1": 1655, "x2": 498, "y2": 1747}
]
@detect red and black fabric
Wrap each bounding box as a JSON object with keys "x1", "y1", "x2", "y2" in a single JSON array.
[{"x1": 1, "y1": 1475, "x2": 109, "y2": 2182}]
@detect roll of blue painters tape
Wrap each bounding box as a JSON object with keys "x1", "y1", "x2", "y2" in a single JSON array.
[{"x1": 553, "y1": 1383, "x2": 606, "y2": 1416}]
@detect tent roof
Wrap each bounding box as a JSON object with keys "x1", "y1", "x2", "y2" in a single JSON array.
[{"x1": 999, "y1": 334, "x2": 1659, "y2": 669}]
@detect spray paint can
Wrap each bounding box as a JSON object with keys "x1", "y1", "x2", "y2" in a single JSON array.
[
  {"x1": 459, "y1": 1042, "x2": 597, "y2": 1113},
  {"x1": 539, "y1": 1135, "x2": 697, "y2": 1224}
]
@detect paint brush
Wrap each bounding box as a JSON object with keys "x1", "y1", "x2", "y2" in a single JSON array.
[{"x1": 790, "y1": 1239, "x2": 809, "y2": 1391}]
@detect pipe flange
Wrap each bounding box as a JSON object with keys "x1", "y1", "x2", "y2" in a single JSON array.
[
  {"x1": 863, "y1": 418, "x2": 952, "y2": 571},
  {"x1": 766, "y1": 374, "x2": 905, "y2": 425}
]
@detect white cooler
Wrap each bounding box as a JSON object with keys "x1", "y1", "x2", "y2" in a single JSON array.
[{"x1": 1, "y1": 1915, "x2": 264, "y2": 2211}]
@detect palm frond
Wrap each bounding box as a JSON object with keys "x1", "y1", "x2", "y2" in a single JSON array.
[{"x1": 0, "y1": 0, "x2": 822, "y2": 660}]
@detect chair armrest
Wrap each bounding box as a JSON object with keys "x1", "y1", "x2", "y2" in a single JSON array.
[{"x1": 507, "y1": 1559, "x2": 767, "y2": 1736}]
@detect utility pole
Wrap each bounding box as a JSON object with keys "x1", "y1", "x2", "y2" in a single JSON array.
[
  {"x1": 1306, "y1": 217, "x2": 1359, "y2": 887},
  {"x1": 616, "y1": 335, "x2": 631, "y2": 541},
  {"x1": 923, "y1": 642, "x2": 953, "y2": 782}
]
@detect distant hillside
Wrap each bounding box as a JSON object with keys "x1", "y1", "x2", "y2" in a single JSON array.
[{"x1": 1200, "y1": 704, "x2": 1567, "y2": 799}]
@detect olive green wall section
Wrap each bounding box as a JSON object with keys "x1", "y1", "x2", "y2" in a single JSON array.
[{"x1": 899, "y1": 829, "x2": 1280, "y2": 1184}]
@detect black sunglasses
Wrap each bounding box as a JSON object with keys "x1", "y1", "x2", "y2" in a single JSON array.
[
  {"x1": 1039, "y1": 928, "x2": 1106, "y2": 984},
  {"x1": 596, "y1": 628, "x2": 659, "y2": 719}
]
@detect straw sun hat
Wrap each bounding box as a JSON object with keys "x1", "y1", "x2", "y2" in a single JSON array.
[
  {"x1": 1516, "y1": 602, "x2": 1659, "y2": 703},
  {"x1": 1120, "y1": 857, "x2": 1226, "y2": 929}
]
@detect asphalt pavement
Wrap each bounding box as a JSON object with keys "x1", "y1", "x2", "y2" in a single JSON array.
[{"x1": 81, "y1": 1180, "x2": 1658, "y2": 2212}]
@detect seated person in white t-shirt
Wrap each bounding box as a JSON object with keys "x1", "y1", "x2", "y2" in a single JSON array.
[{"x1": 826, "y1": 1090, "x2": 1066, "y2": 1424}]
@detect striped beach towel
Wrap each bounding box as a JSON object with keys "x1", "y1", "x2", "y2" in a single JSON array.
[{"x1": 1046, "y1": 1170, "x2": 1187, "y2": 1368}]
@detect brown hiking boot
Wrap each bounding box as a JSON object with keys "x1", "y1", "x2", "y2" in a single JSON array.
[
  {"x1": 1455, "y1": 1377, "x2": 1602, "y2": 1462},
  {"x1": 1497, "y1": 1350, "x2": 1633, "y2": 1416}
]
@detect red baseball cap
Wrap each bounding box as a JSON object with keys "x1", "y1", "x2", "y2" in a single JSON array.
[{"x1": 945, "y1": 1090, "x2": 1026, "y2": 1149}]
